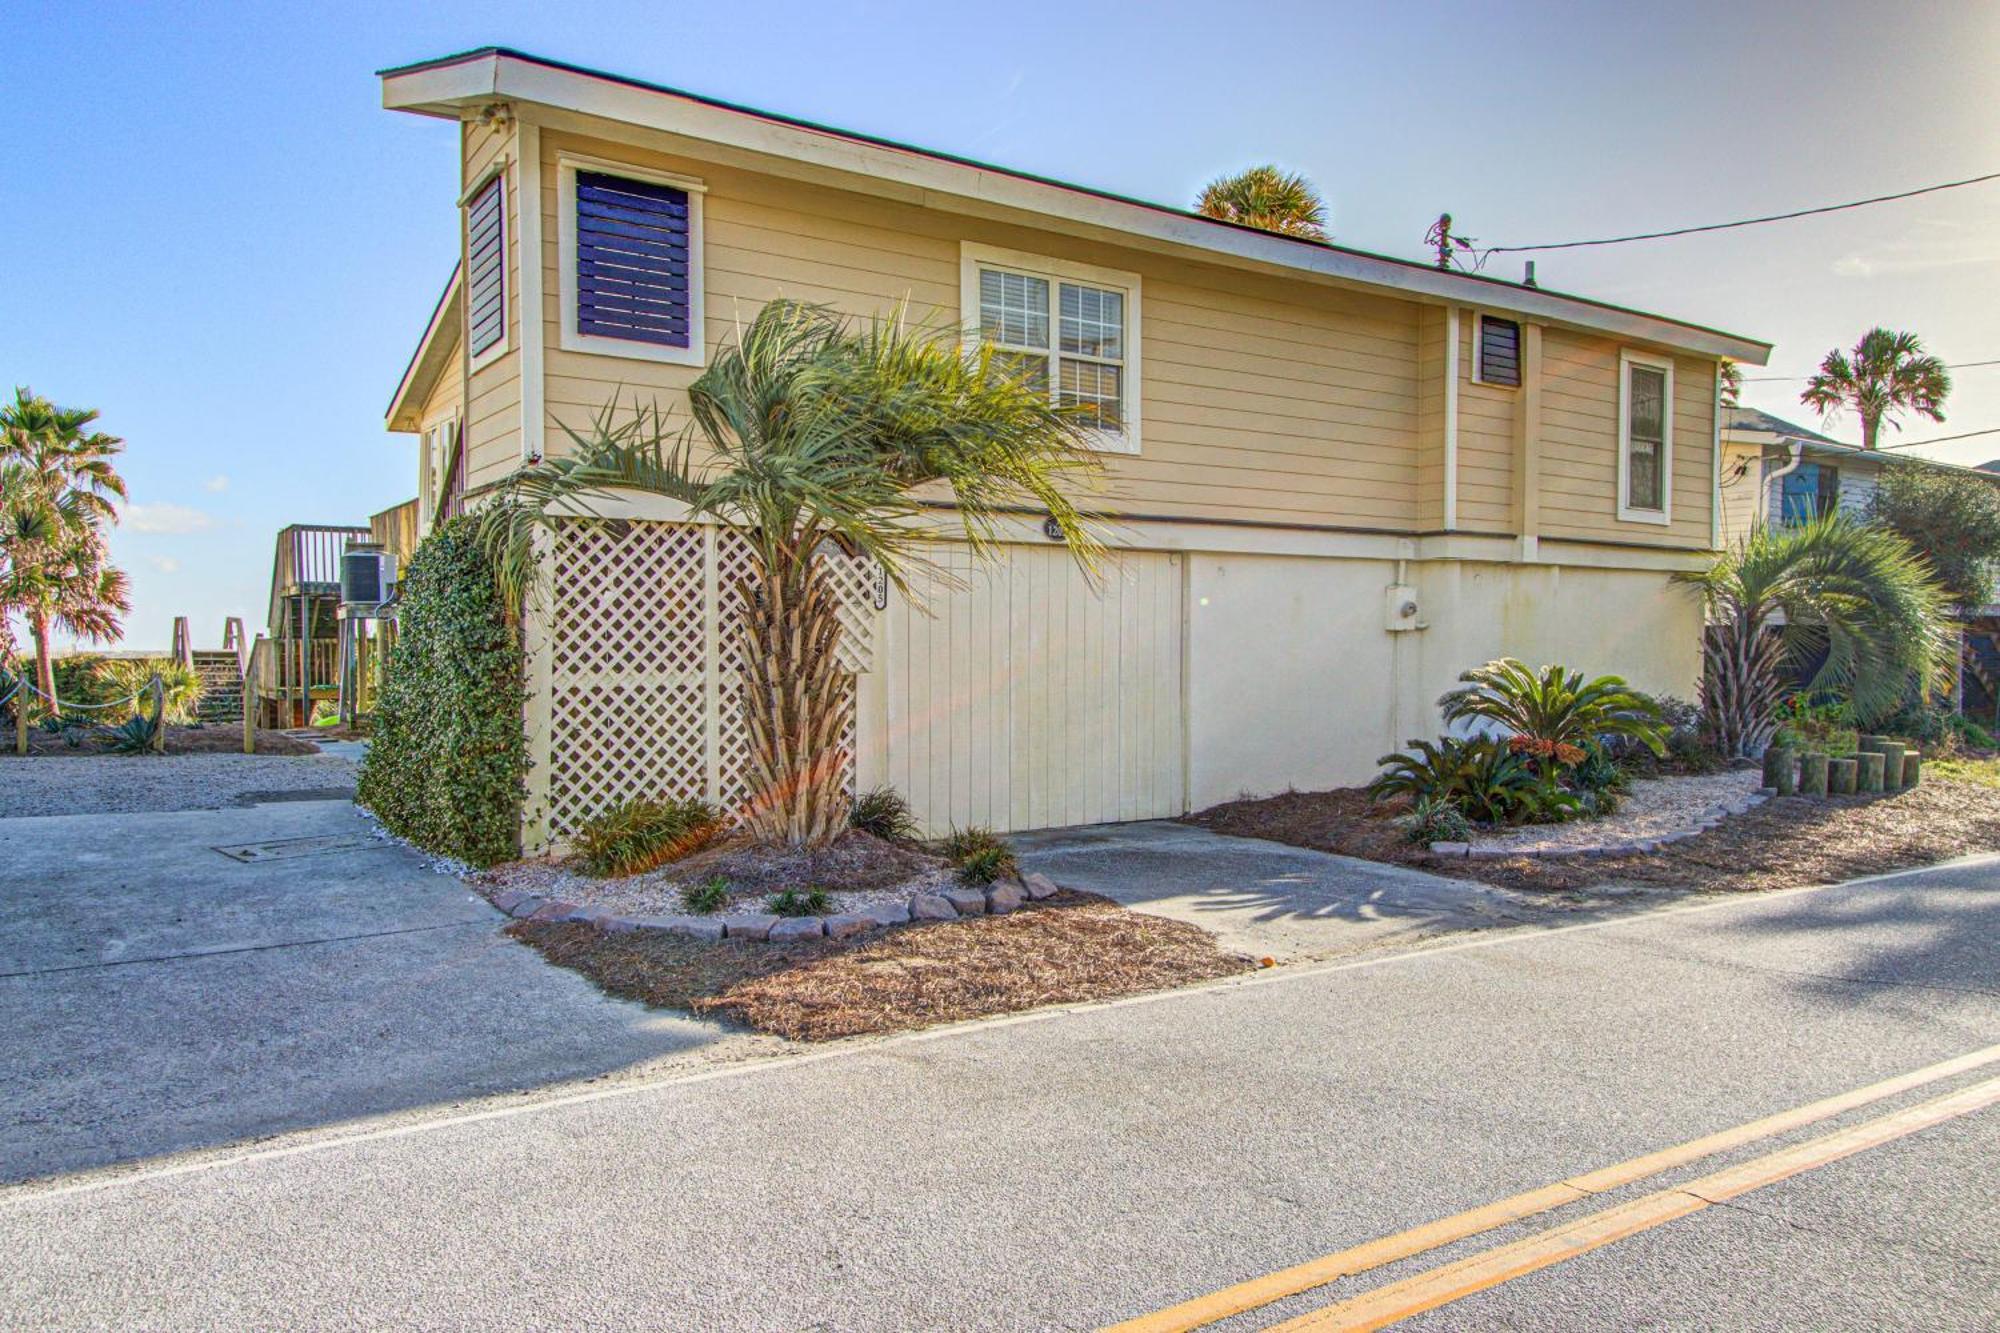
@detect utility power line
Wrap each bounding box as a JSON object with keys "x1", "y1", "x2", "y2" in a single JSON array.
[
  {"x1": 1743, "y1": 358, "x2": 2000, "y2": 383},
  {"x1": 1482, "y1": 169, "x2": 2000, "y2": 255},
  {"x1": 1877, "y1": 426, "x2": 2000, "y2": 451}
]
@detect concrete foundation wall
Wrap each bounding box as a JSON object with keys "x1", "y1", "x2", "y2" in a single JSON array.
[{"x1": 1185, "y1": 551, "x2": 1702, "y2": 808}]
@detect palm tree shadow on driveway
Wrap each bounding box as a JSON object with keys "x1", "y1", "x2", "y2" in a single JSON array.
[{"x1": 1011, "y1": 820, "x2": 1550, "y2": 963}]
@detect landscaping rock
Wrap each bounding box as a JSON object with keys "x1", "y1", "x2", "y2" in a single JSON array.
[
  {"x1": 721, "y1": 913, "x2": 779, "y2": 941},
  {"x1": 825, "y1": 912, "x2": 875, "y2": 940},
  {"x1": 1429, "y1": 841, "x2": 1470, "y2": 857},
  {"x1": 910, "y1": 893, "x2": 956, "y2": 921},
  {"x1": 944, "y1": 886, "x2": 988, "y2": 915},
  {"x1": 861, "y1": 899, "x2": 912, "y2": 927},
  {"x1": 489, "y1": 889, "x2": 529, "y2": 915},
  {"x1": 768, "y1": 916, "x2": 827, "y2": 941},
  {"x1": 670, "y1": 917, "x2": 725, "y2": 941},
  {"x1": 1021, "y1": 871, "x2": 1062, "y2": 900},
  {"x1": 508, "y1": 895, "x2": 548, "y2": 919},
  {"x1": 527, "y1": 899, "x2": 581, "y2": 922},
  {"x1": 986, "y1": 881, "x2": 1026, "y2": 914}
]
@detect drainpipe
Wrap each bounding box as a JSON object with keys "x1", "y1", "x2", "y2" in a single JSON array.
[{"x1": 1762, "y1": 440, "x2": 1806, "y2": 527}]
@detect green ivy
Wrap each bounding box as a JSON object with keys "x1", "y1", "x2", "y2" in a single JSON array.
[{"x1": 357, "y1": 517, "x2": 526, "y2": 866}]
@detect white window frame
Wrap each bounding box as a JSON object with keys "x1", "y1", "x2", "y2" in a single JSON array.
[
  {"x1": 462, "y1": 165, "x2": 510, "y2": 374},
  {"x1": 1617, "y1": 349, "x2": 1675, "y2": 525},
  {"x1": 1471, "y1": 313, "x2": 1522, "y2": 389},
  {"x1": 557, "y1": 152, "x2": 706, "y2": 368},
  {"x1": 959, "y1": 242, "x2": 1142, "y2": 455}
]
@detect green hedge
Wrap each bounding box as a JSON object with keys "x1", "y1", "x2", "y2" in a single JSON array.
[{"x1": 357, "y1": 517, "x2": 526, "y2": 866}]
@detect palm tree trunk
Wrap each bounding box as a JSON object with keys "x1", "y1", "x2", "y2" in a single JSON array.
[
  {"x1": 734, "y1": 545, "x2": 854, "y2": 848},
  {"x1": 29, "y1": 610, "x2": 57, "y2": 716},
  {"x1": 1861, "y1": 412, "x2": 1879, "y2": 451}
]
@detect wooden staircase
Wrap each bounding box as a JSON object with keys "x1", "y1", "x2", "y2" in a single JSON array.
[{"x1": 192, "y1": 650, "x2": 244, "y2": 723}]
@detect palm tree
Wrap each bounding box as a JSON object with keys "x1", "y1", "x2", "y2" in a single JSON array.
[
  {"x1": 1194, "y1": 165, "x2": 1328, "y2": 240},
  {"x1": 480, "y1": 299, "x2": 1105, "y2": 848},
  {"x1": 1800, "y1": 328, "x2": 1950, "y2": 450},
  {"x1": 1674, "y1": 515, "x2": 1954, "y2": 758},
  {"x1": 1718, "y1": 359, "x2": 1742, "y2": 410},
  {"x1": 0, "y1": 389, "x2": 130, "y2": 708}
]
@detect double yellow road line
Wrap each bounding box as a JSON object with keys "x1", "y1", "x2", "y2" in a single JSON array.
[{"x1": 1109, "y1": 1042, "x2": 2000, "y2": 1333}]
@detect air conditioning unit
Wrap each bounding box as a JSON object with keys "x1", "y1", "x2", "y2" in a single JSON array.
[{"x1": 340, "y1": 542, "x2": 397, "y2": 610}]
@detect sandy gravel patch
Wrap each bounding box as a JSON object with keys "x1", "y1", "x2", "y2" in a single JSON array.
[
  {"x1": 1466, "y1": 769, "x2": 1763, "y2": 855},
  {"x1": 0, "y1": 752, "x2": 359, "y2": 818}
]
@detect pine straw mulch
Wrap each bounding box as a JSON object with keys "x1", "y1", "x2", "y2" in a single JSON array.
[
  {"x1": 1, "y1": 725, "x2": 320, "y2": 757},
  {"x1": 507, "y1": 890, "x2": 1254, "y2": 1042},
  {"x1": 1189, "y1": 773, "x2": 2000, "y2": 896}
]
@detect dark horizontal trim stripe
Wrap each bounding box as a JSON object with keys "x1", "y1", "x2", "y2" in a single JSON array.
[
  {"x1": 578, "y1": 213, "x2": 690, "y2": 251},
  {"x1": 576, "y1": 256, "x2": 691, "y2": 289},
  {"x1": 576, "y1": 193, "x2": 688, "y2": 225}
]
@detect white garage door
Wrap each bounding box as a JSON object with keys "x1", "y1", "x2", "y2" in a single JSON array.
[{"x1": 882, "y1": 545, "x2": 1185, "y2": 835}]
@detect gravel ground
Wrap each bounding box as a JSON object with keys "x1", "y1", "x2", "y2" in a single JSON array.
[
  {"x1": 480, "y1": 855, "x2": 957, "y2": 919},
  {"x1": 0, "y1": 752, "x2": 360, "y2": 818},
  {"x1": 1466, "y1": 768, "x2": 1762, "y2": 853}
]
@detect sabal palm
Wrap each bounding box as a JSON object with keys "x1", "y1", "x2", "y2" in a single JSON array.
[
  {"x1": 1801, "y1": 328, "x2": 1950, "y2": 451},
  {"x1": 1194, "y1": 165, "x2": 1328, "y2": 240},
  {"x1": 1674, "y1": 515, "x2": 1953, "y2": 757},
  {"x1": 481, "y1": 299, "x2": 1104, "y2": 848},
  {"x1": 1439, "y1": 659, "x2": 1666, "y2": 758},
  {"x1": 0, "y1": 389, "x2": 130, "y2": 707}
]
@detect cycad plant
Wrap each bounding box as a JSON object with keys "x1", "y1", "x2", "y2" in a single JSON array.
[
  {"x1": 1674, "y1": 514, "x2": 1954, "y2": 758},
  {"x1": 1440, "y1": 659, "x2": 1667, "y2": 761},
  {"x1": 480, "y1": 300, "x2": 1103, "y2": 849},
  {"x1": 1194, "y1": 165, "x2": 1329, "y2": 240}
]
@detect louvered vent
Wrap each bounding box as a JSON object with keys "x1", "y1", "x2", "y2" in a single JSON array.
[
  {"x1": 576, "y1": 170, "x2": 692, "y2": 348},
  {"x1": 467, "y1": 175, "x2": 506, "y2": 357}
]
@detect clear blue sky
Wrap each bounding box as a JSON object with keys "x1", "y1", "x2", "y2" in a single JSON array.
[{"x1": 5, "y1": 0, "x2": 1997, "y2": 650}]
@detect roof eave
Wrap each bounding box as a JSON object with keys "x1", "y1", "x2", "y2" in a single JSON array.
[
  {"x1": 386, "y1": 266, "x2": 464, "y2": 433},
  {"x1": 379, "y1": 48, "x2": 1772, "y2": 364}
]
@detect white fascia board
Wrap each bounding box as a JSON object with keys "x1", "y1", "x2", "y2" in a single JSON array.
[{"x1": 383, "y1": 51, "x2": 1771, "y2": 364}]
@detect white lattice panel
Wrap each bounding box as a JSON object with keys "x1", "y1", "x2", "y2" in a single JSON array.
[{"x1": 541, "y1": 519, "x2": 879, "y2": 838}]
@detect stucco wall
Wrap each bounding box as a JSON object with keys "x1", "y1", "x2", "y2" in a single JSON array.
[{"x1": 1183, "y1": 551, "x2": 1702, "y2": 807}]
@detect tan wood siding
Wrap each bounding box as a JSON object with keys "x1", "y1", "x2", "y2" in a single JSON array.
[
  {"x1": 498, "y1": 121, "x2": 1721, "y2": 551},
  {"x1": 1537, "y1": 329, "x2": 1714, "y2": 547}
]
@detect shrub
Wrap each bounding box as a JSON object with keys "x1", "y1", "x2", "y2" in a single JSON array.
[
  {"x1": 681, "y1": 875, "x2": 731, "y2": 915},
  {"x1": 573, "y1": 796, "x2": 723, "y2": 878},
  {"x1": 938, "y1": 826, "x2": 1018, "y2": 883},
  {"x1": 1440, "y1": 659, "x2": 1667, "y2": 759},
  {"x1": 955, "y1": 845, "x2": 1016, "y2": 886},
  {"x1": 768, "y1": 886, "x2": 832, "y2": 917},
  {"x1": 848, "y1": 787, "x2": 919, "y2": 843},
  {"x1": 357, "y1": 517, "x2": 528, "y2": 867},
  {"x1": 90, "y1": 658, "x2": 204, "y2": 725},
  {"x1": 1400, "y1": 796, "x2": 1472, "y2": 846}
]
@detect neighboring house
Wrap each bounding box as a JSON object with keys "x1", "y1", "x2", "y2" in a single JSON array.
[
  {"x1": 378, "y1": 47, "x2": 1772, "y2": 847},
  {"x1": 1716, "y1": 407, "x2": 1878, "y2": 548}
]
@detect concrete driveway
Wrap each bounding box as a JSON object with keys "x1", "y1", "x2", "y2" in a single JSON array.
[
  {"x1": 1013, "y1": 820, "x2": 1537, "y2": 960},
  {"x1": 0, "y1": 796, "x2": 731, "y2": 1185}
]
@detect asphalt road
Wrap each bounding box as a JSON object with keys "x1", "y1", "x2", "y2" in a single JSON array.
[{"x1": 4, "y1": 851, "x2": 1996, "y2": 1329}]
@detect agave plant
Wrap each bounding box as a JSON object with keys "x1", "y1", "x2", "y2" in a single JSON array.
[
  {"x1": 102, "y1": 711, "x2": 160, "y2": 755},
  {"x1": 1440, "y1": 659, "x2": 1666, "y2": 762}
]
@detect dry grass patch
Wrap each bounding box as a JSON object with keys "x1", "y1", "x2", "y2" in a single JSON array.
[
  {"x1": 1191, "y1": 774, "x2": 2000, "y2": 896},
  {"x1": 509, "y1": 892, "x2": 1252, "y2": 1041}
]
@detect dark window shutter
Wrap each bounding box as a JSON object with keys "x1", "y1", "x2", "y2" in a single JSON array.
[
  {"x1": 575, "y1": 170, "x2": 692, "y2": 348},
  {"x1": 466, "y1": 176, "x2": 506, "y2": 358},
  {"x1": 1478, "y1": 316, "x2": 1521, "y2": 387}
]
